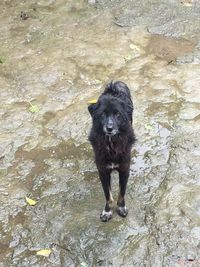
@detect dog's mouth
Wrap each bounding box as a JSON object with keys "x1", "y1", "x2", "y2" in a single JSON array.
[
  {"x1": 103, "y1": 126, "x2": 118, "y2": 136},
  {"x1": 105, "y1": 133, "x2": 114, "y2": 137}
]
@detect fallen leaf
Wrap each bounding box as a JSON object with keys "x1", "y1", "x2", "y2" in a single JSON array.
[
  {"x1": 94, "y1": 79, "x2": 102, "y2": 84},
  {"x1": 124, "y1": 54, "x2": 132, "y2": 61},
  {"x1": 25, "y1": 196, "x2": 37, "y2": 206},
  {"x1": 36, "y1": 249, "x2": 52, "y2": 257},
  {"x1": 144, "y1": 124, "x2": 153, "y2": 130},
  {"x1": 129, "y1": 44, "x2": 140, "y2": 51},
  {"x1": 181, "y1": 0, "x2": 193, "y2": 6},
  {"x1": 29, "y1": 103, "x2": 39, "y2": 113},
  {"x1": 0, "y1": 58, "x2": 5, "y2": 64},
  {"x1": 87, "y1": 99, "x2": 97, "y2": 104}
]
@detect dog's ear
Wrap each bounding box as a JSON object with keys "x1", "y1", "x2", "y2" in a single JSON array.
[
  {"x1": 88, "y1": 103, "x2": 98, "y2": 117},
  {"x1": 121, "y1": 101, "x2": 133, "y2": 124},
  {"x1": 126, "y1": 104, "x2": 133, "y2": 124}
]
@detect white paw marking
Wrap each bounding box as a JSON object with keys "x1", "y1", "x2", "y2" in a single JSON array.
[
  {"x1": 101, "y1": 210, "x2": 112, "y2": 217},
  {"x1": 118, "y1": 206, "x2": 127, "y2": 211}
]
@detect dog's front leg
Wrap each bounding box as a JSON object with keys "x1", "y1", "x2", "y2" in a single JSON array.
[
  {"x1": 98, "y1": 170, "x2": 114, "y2": 222},
  {"x1": 117, "y1": 167, "x2": 129, "y2": 217}
]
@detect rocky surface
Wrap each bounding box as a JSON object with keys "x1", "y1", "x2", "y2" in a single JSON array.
[{"x1": 0, "y1": 0, "x2": 200, "y2": 266}]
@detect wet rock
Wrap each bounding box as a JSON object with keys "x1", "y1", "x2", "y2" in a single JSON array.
[
  {"x1": 146, "y1": 34, "x2": 196, "y2": 62},
  {"x1": 17, "y1": 160, "x2": 35, "y2": 178},
  {"x1": 46, "y1": 111, "x2": 90, "y2": 142},
  {"x1": 179, "y1": 104, "x2": 200, "y2": 120},
  {"x1": 12, "y1": 244, "x2": 27, "y2": 258},
  {"x1": 0, "y1": 0, "x2": 200, "y2": 266}
]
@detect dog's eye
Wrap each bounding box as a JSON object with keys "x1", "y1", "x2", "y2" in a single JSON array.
[{"x1": 116, "y1": 112, "x2": 121, "y2": 119}]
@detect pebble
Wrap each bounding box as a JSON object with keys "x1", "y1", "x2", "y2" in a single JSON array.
[{"x1": 88, "y1": 0, "x2": 96, "y2": 4}]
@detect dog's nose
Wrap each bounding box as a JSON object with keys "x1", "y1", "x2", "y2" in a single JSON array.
[{"x1": 106, "y1": 123, "x2": 113, "y2": 133}]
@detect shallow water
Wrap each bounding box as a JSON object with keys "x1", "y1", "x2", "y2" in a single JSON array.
[{"x1": 0, "y1": 0, "x2": 200, "y2": 266}]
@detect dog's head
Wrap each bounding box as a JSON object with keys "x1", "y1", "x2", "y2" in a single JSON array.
[{"x1": 88, "y1": 95, "x2": 132, "y2": 136}]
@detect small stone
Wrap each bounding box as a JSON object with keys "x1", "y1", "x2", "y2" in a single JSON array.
[
  {"x1": 20, "y1": 11, "x2": 29, "y2": 20},
  {"x1": 88, "y1": 0, "x2": 96, "y2": 4}
]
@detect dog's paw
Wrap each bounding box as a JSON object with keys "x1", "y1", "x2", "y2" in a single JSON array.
[
  {"x1": 116, "y1": 206, "x2": 128, "y2": 217},
  {"x1": 100, "y1": 210, "x2": 112, "y2": 222}
]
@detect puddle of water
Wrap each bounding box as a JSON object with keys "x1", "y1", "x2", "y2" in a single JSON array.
[{"x1": 146, "y1": 34, "x2": 196, "y2": 62}]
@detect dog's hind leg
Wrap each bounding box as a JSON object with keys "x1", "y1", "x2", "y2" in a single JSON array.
[
  {"x1": 117, "y1": 168, "x2": 129, "y2": 217},
  {"x1": 99, "y1": 171, "x2": 113, "y2": 222}
]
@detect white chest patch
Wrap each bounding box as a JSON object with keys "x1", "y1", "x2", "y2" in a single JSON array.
[{"x1": 107, "y1": 163, "x2": 119, "y2": 170}]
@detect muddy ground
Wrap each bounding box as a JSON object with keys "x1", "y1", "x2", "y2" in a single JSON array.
[{"x1": 0, "y1": 0, "x2": 200, "y2": 266}]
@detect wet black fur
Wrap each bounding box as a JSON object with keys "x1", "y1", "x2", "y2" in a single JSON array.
[{"x1": 88, "y1": 81, "x2": 136, "y2": 221}]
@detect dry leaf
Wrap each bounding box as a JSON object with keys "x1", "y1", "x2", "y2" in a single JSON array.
[
  {"x1": 29, "y1": 104, "x2": 39, "y2": 113},
  {"x1": 124, "y1": 54, "x2": 132, "y2": 61},
  {"x1": 0, "y1": 57, "x2": 5, "y2": 64},
  {"x1": 181, "y1": 0, "x2": 193, "y2": 6},
  {"x1": 25, "y1": 196, "x2": 37, "y2": 206},
  {"x1": 129, "y1": 44, "x2": 140, "y2": 51},
  {"x1": 87, "y1": 99, "x2": 97, "y2": 104},
  {"x1": 29, "y1": 102, "x2": 39, "y2": 113},
  {"x1": 94, "y1": 79, "x2": 102, "y2": 84},
  {"x1": 144, "y1": 124, "x2": 153, "y2": 130},
  {"x1": 36, "y1": 249, "x2": 52, "y2": 257}
]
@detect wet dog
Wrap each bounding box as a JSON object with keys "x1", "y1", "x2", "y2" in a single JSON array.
[{"x1": 88, "y1": 81, "x2": 136, "y2": 222}]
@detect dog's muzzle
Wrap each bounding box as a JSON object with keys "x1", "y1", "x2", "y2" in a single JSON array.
[{"x1": 103, "y1": 126, "x2": 118, "y2": 136}]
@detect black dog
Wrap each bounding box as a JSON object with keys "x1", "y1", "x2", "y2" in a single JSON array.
[{"x1": 88, "y1": 81, "x2": 136, "y2": 222}]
